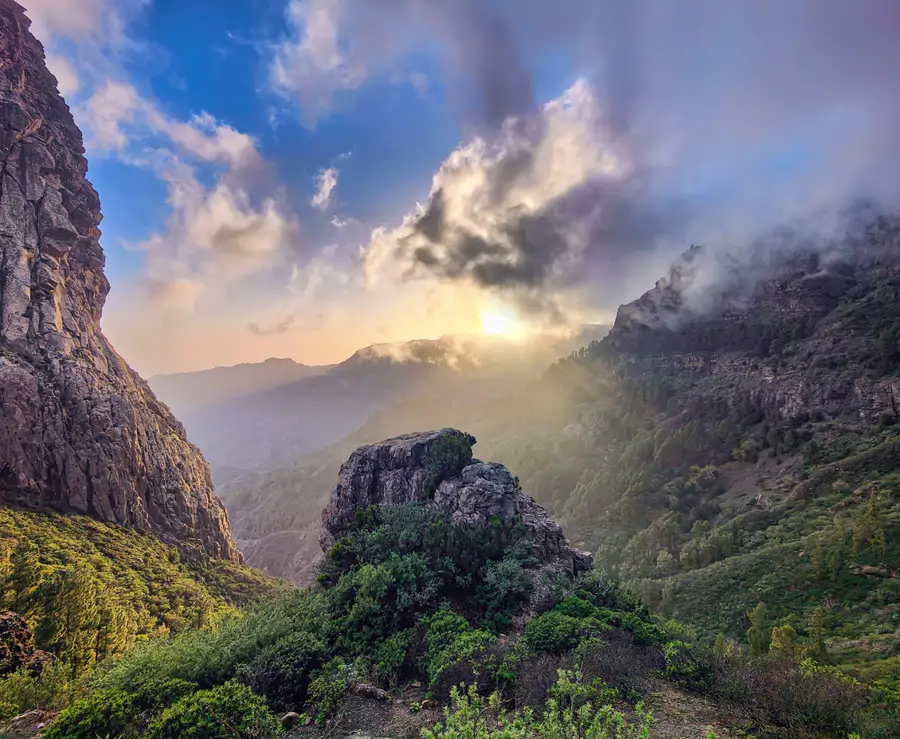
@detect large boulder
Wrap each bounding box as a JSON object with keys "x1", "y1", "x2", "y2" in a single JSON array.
[{"x1": 320, "y1": 428, "x2": 592, "y2": 573}]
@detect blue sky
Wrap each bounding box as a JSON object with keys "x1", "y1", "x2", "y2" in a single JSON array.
[{"x1": 22, "y1": 0, "x2": 900, "y2": 374}]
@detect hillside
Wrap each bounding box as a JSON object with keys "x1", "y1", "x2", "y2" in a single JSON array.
[
  {"x1": 5, "y1": 431, "x2": 892, "y2": 738},
  {"x1": 220, "y1": 212, "x2": 900, "y2": 691},
  {"x1": 148, "y1": 358, "x2": 333, "y2": 415}
]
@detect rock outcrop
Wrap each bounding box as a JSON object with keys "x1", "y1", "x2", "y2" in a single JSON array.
[
  {"x1": 0, "y1": 610, "x2": 53, "y2": 677},
  {"x1": 0, "y1": 1, "x2": 238, "y2": 560},
  {"x1": 320, "y1": 428, "x2": 592, "y2": 573}
]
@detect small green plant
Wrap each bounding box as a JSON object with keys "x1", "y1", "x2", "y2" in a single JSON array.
[
  {"x1": 306, "y1": 657, "x2": 359, "y2": 724},
  {"x1": 662, "y1": 641, "x2": 712, "y2": 690},
  {"x1": 522, "y1": 612, "x2": 585, "y2": 654}
]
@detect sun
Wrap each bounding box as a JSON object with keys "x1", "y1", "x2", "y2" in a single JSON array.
[{"x1": 479, "y1": 308, "x2": 524, "y2": 337}]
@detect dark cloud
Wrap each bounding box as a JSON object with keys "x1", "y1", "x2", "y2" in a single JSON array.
[{"x1": 248, "y1": 315, "x2": 296, "y2": 335}]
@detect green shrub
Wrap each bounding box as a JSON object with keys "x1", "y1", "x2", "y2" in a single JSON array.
[
  {"x1": 371, "y1": 628, "x2": 414, "y2": 687},
  {"x1": 42, "y1": 689, "x2": 138, "y2": 739},
  {"x1": 306, "y1": 657, "x2": 359, "y2": 724},
  {"x1": 0, "y1": 662, "x2": 81, "y2": 723},
  {"x1": 144, "y1": 681, "x2": 281, "y2": 739},
  {"x1": 663, "y1": 641, "x2": 712, "y2": 690},
  {"x1": 523, "y1": 612, "x2": 586, "y2": 654},
  {"x1": 234, "y1": 630, "x2": 325, "y2": 710}
]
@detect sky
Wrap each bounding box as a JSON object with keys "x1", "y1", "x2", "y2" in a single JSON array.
[{"x1": 21, "y1": 0, "x2": 900, "y2": 375}]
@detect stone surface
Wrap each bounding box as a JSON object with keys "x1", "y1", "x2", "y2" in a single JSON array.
[
  {"x1": 320, "y1": 428, "x2": 592, "y2": 573},
  {"x1": 0, "y1": 708, "x2": 56, "y2": 738},
  {"x1": 0, "y1": 610, "x2": 52, "y2": 677},
  {"x1": 0, "y1": 1, "x2": 238, "y2": 561},
  {"x1": 280, "y1": 711, "x2": 301, "y2": 729}
]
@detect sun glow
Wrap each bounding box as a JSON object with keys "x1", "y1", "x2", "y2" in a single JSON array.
[{"x1": 479, "y1": 305, "x2": 528, "y2": 338}]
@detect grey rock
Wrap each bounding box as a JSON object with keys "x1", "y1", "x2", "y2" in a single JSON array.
[
  {"x1": 280, "y1": 711, "x2": 301, "y2": 729},
  {"x1": 0, "y1": 0, "x2": 238, "y2": 561},
  {"x1": 320, "y1": 428, "x2": 592, "y2": 573}
]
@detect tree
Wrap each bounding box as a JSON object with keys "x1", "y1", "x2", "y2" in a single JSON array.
[
  {"x1": 770, "y1": 624, "x2": 800, "y2": 659},
  {"x1": 747, "y1": 602, "x2": 770, "y2": 657},
  {"x1": 806, "y1": 607, "x2": 827, "y2": 662}
]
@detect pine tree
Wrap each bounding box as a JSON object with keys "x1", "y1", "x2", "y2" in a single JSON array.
[
  {"x1": 770, "y1": 624, "x2": 799, "y2": 659},
  {"x1": 806, "y1": 607, "x2": 827, "y2": 662},
  {"x1": 2, "y1": 541, "x2": 42, "y2": 613},
  {"x1": 747, "y1": 601, "x2": 770, "y2": 657}
]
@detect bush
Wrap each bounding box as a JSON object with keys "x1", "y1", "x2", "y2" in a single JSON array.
[
  {"x1": 523, "y1": 612, "x2": 590, "y2": 654},
  {"x1": 371, "y1": 629, "x2": 414, "y2": 687},
  {"x1": 144, "y1": 681, "x2": 281, "y2": 739},
  {"x1": 43, "y1": 677, "x2": 197, "y2": 739},
  {"x1": 235, "y1": 630, "x2": 325, "y2": 710},
  {"x1": 663, "y1": 641, "x2": 713, "y2": 690},
  {"x1": 306, "y1": 657, "x2": 359, "y2": 724},
  {"x1": 0, "y1": 662, "x2": 81, "y2": 723},
  {"x1": 421, "y1": 609, "x2": 499, "y2": 699},
  {"x1": 42, "y1": 689, "x2": 138, "y2": 739}
]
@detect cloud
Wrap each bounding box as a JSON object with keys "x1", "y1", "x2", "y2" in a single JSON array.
[
  {"x1": 248, "y1": 315, "x2": 296, "y2": 335},
  {"x1": 46, "y1": 53, "x2": 81, "y2": 96},
  {"x1": 350, "y1": 0, "x2": 900, "y2": 324},
  {"x1": 310, "y1": 167, "x2": 338, "y2": 210},
  {"x1": 362, "y1": 79, "x2": 671, "y2": 324},
  {"x1": 76, "y1": 79, "x2": 294, "y2": 308}
]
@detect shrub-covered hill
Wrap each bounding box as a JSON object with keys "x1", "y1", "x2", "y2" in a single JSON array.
[
  {"x1": 0, "y1": 500, "x2": 280, "y2": 683},
  {"x1": 6, "y1": 432, "x2": 896, "y2": 739}
]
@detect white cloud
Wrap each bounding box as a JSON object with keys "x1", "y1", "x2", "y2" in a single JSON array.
[
  {"x1": 46, "y1": 53, "x2": 81, "y2": 96},
  {"x1": 310, "y1": 167, "x2": 338, "y2": 210},
  {"x1": 76, "y1": 79, "x2": 293, "y2": 309},
  {"x1": 270, "y1": 0, "x2": 366, "y2": 125}
]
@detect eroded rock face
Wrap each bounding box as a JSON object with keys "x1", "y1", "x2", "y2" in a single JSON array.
[
  {"x1": 0, "y1": 1, "x2": 238, "y2": 561},
  {"x1": 320, "y1": 428, "x2": 592, "y2": 573}
]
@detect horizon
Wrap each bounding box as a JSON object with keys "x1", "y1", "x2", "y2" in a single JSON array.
[{"x1": 22, "y1": 0, "x2": 900, "y2": 375}]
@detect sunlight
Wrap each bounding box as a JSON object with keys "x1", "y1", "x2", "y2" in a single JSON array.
[{"x1": 479, "y1": 307, "x2": 522, "y2": 337}]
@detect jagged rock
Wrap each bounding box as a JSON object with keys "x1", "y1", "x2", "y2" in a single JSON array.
[
  {"x1": 0, "y1": 610, "x2": 53, "y2": 677},
  {"x1": 353, "y1": 683, "x2": 391, "y2": 702},
  {"x1": 320, "y1": 428, "x2": 592, "y2": 573},
  {"x1": 0, "y1": 0, "x2": 238, "y2": 561}
]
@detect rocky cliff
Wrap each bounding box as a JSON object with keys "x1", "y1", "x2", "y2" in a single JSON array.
[
  {"x1": 0, "y1": 0, "x2": 238, "y2": 561},
  {"x1": 321, "y1": 428, "x2": 593, "y2": 574},
  {"x1": 603, "y1": 214, "x2": 900, "y2": 423}
]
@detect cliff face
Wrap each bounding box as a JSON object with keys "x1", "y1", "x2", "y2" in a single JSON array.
[
  {"x1": 603, "y1": 217, "x2": 900, "y2": 423},
  {"x1": 0, "y1": 1, "x2": 239, "y2": 561}
]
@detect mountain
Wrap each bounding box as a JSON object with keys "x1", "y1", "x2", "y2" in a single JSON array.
[
  {"x1": 221, "y1": 213, "x2": 900, "y2": 688},
  {"x1": 148, "y1": 358, "x2": 332, "y2": 415},
  {"x1": 0, "y1": 0, "x2": 238, "y2": 561},
  {"x1": 155, "y1": 327, "x2": 609, "y2": 482},
  {"x1": 0, "y1": 0, "x2": 277, "y2": 694}
]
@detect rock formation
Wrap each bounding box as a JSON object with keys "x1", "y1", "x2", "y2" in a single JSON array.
[
  {"x1": 0, "y1": 610, "x2": 53, "y2": 677},
  {"x1": 320, "y1": 428, "x2": 592, "y2": 573},
  {"x1": 0, "y1": 0, "x2": 238, "y2": 561}
]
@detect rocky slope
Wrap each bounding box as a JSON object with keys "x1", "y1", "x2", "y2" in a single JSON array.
[{"x1": 0, "y1": 0, "x2": 238, "y2": 561}]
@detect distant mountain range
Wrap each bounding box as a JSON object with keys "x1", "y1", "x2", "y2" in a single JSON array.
[{"x1": 149, "y1": 326, "x2": 610, "y2": 481}]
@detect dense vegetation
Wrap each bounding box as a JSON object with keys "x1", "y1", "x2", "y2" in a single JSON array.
[
  {"x1": 3, "y1": 497, "x2": 895, "y2": 738},
  {"x1": 0, "y1": 501, "x2": 279, "y2": 719}
]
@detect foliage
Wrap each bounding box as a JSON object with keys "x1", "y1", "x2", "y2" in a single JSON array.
[
  {"x1": 662, "y1": 641, "x2": 712, "y2": 690},
  {"x1": 421, "y1": 673, "x2": 654, "y2": 739},
  {"x1": 0, "y1": 504, "x2": 279, "y2": 676},
  {"x1": 306, "y1": 657, "x2": 359, "y2": 724},
  {"x1": 144, "y1": 681, "x2": 282, "y2": 739},
  {"x1": 0, "y1": 662, "x2": 82, "y2": 723}
]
